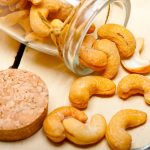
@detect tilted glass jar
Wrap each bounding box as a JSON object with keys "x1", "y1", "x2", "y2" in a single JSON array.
[{"x1": 0, "y1": 0, "x2": 130, "y2": 75}]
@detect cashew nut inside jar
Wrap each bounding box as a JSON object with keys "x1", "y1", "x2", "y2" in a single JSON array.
[{"x1": 0, "y1": 0, "x2": 131, "y2": 75}]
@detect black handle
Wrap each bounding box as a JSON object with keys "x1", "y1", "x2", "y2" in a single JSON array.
[{"x1": 10, "y1": 43, "x2": 26, "y2": 69}]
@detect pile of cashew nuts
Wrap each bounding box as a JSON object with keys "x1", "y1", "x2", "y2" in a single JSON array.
[
  {"x1": 42, "y1": 21, "x2": 150, "y2": 147},
  {"x1": 42, "y1": 23, "x2": 150, "y2": 149},
  {"x1": 43, "y1": 106, "x2": 147, "y2": 150},
  {"x1": 1, "y1": 1, "x2": 150, "y2": 150},
  {"x1": 43, "y1": 73, "x2": 150, "y2": 150},
  {"x1": 0, "y1": 0, "x2": 73, "y2": 41},
  {"x1": 80, "y1": 23, "x2": 150, "y2": 78},
  {"x1": 1, "y1": 0, "x2": 150, "y2": 77}
]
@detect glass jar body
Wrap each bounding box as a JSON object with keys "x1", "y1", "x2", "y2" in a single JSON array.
[{"x1": 58, "y1": 0, "x2": 131, "y2": 75}]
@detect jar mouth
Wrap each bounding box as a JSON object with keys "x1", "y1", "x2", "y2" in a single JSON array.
[{"x1": 62, "y1": 0, "x2": 131, "y2": 76}]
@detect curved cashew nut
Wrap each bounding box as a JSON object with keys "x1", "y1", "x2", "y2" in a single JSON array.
[
  {"x1": 69, "y1": 76, "x2": 116, "y2": 109},
  {"x1": 122, "y1": 38, "x2": 150, "y2": 74},
  {"x1": 8, "y1": 0, "x2": 28, "y2": 11},
  {"x1": 118, "y1": 74, "x2": 150, "y2": 105},
  {"x1": 0, "y1": 0, "x2": 19, "y2": 6},
  {"x1": 79, "y1": 35, "x2": 108, "y2": 71},
  {"x1": 25, "y1": 32, "x2": 49, "y2": 42},
  {"x1": 98, "y1": 24, "x2": 136, "y2": 59},
  {"x1": 93, "y1": 39, "x2": 120, "y2": 79},
  {"x1": 106, "y1": 109, "x2": 147, "y2": 150},
  {"x1": 48, "y1": 1, "x2": 73, "y2": 22},
  {"x1": 0, "y1": 9, "x2": 31, "y2": 34},
  {"x1": 15, "y1": 0, "x2": 29, "y2": 10},
  {"x1": 0, "y1": 10, "x2": 29, "y2": 26},
  {"x1": 0, "y1": 0, "x2": 29, "y2": 11},
  {"x1": 43, "y1": 106, "x2": 87, "y2": 142},
  {"x1": 26, "y1": 19, "x2": 64, "y2": 42},
  {"x1": 18, "y1": 17, "x2": 32, "y2": 34},
  {"x1": 63, "y1": 114, "x2": 107, "y2": 145},
  {"x1": 30, "y1": 0, "x2": 62, "y2": 37}
]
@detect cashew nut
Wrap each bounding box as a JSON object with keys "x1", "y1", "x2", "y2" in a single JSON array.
[
  {"x1": 18, "y1": 17, "x2": 32, "y2": 34},
  {"x1": 122, "y1": 38, "x2": 150, "y2": 74},
  {"x1": 8, "y1": 0, "x2": 29, "y2": 11},
  {"x1": 25, "y1": 19, "x2": 63, "y2": 42},
  {"x1": 25, "y1": 32, "x2": 49, "y2": 42},
  {"x1": 0, "y1": 10, "x2": 29, "y2": 26},
  {"x1": 93, "y1": 39, "x2": 120, "y2": 79},
  {"x1": 0, "y1": 9, "x2": 31, "y2": 35},
  {"x1": 0, "y1": 0, "x2": 19, "y2": 6},
  {"x1": 15, "y1": 0, "x2": 29, "y2": 10},
  {"x1": 97, "y1": 24, "x2": 136, "y2": 59},
  {"x1": 63, "y1": 114, "x2": 107, "y2": 145},
  {"x1": 43, "y1": 106, "x2": 87, "y2": 142},
  {"x1": 118, "y1": 74, "x2": 150, "y2": 105},
  {"x1": 30, "y1": 0, "x2": 62, "y2": 37},
  {"x1": 48, "y1": 1, "x2": 73, "y2": 22},
  {"x1": 79, "y1": 35, "x2": 108, "y2": 71},
  {"x1": 69, "y1": 76, "x2": 116, "y2": 109},
  {"x1": 106, "y1": 109, "x2": 147, "y2": 150}
]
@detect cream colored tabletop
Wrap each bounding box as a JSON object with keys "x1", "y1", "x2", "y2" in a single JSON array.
[{"x1": 1, "y1": 0, "x2": 150, "y2": 150}]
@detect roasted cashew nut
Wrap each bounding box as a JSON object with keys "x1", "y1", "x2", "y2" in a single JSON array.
[
  {"x1": 118, "y1": 74, "x2": 150, "y2": 105},
  {"x1": 106, "y1": 109, "x2": 147, "y2": 150},
  {"x1": 63, "y1": 114, "x2": 107, "y2": 145},
  {"x1": 15, "y1": 0, "x2": 29, "y2": 10},
  {"x1": 0, "y1": 9, "x2": 31, "y2": 35},
  {"x1": 122, "y1": 38, "x2": 150, "y2": 74},
  {"x1": 0, "y1": 0, "x2": 19, "y2": 6},
  {"x1": 30, "y1": 0, "x2": 62, "y2": 37},
  {"x1": 18, "y1": 17, "x2": 32, "y2": 34},
  {"x1": 43, "y1": 106, "x2": 87, "y2": 142},
  {"x1": 69, "y1": 76, "x2": 116, "y2": 109},
  {"x1": 0, "y1": 0, "x2": 29, "y2": 11},
  {"x1": 0, "y1": 10, "x2": 29, "y2": 26},
  {"x1": 9, "y1": 0, "x2": 29, "y2": 11},
  {"x1": 93, "y1": 39, "x2": 120, "y2": 79},
  {"x1": 25, "y1": 19, "x2": 64, "y2": 42},
  {"x1": 79, "y1": 35, "x2": 108, "y2": 71},
  {"x1": 48, "y1": 1, "x2": 73, "y2": 22},
  {"x1": 25, "y1": 32, "x2": 49, "y2": 42},
  {"x1": 98, "y1": 24, "x2": 136, "y2": 59}
]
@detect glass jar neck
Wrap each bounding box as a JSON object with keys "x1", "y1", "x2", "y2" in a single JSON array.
[{"x1": 58, "y1": 0, "x2": 131, "y2": 76}]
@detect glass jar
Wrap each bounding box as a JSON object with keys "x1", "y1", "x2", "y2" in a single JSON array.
[{"x1": 0, "y1": 0, "x2": 131, "y2": 75}]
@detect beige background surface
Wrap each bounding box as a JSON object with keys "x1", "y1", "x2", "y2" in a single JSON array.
[{"x1": 0, "y1": 0, "x2": 150, "y2": 149}]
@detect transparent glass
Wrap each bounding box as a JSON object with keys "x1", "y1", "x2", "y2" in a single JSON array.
[
  {"x1": 0, "y1": 0, "x2": 131, "y2": 75},
  {"x1": 59, "y1": 0, "x2": 131, "y2": 75}
]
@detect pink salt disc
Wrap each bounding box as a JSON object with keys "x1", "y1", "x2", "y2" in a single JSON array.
[{"x1": 0, "y1": 69, "x2": 48, "y2": 141}]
